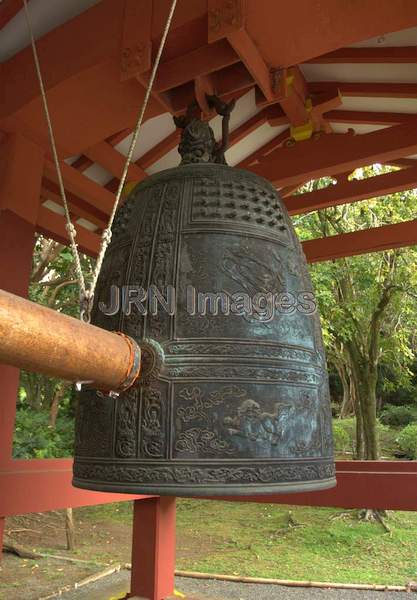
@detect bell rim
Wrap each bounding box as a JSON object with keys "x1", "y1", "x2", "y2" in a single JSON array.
[{"x1": 72, "y1": 476, "x2": 336, "y2": 497}]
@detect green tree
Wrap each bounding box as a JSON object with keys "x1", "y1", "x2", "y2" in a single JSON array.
[
  {"x1": 17, "y1": 236, "x2": 93, "y2": 437},
  {"x1": 294, "y1": 168, "x2": 417, "y2": 459}
]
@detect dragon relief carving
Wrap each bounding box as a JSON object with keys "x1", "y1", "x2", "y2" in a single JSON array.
[{"x1": 174, "y1": 385, "x2": 322, "y2": 459}]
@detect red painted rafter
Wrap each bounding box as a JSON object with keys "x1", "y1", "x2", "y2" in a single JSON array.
[
  {"x1": 250, "y1": 123, "x2": 417, "y2": 188},
  {"x1": 303, "y1": 219, "x2": 417, "y2": 263},
  {"x1": 307, "y1": 46, "x2": 417, "y2": 64},
  {"x1": 285, "y1": 167, "x2": 417, "y2": 215},
  {"x1": 310, "y1": 82, "x2": 417, "y2": 98},
  {"x1": 84, "y1": 141, "x2": 147, "y2": 183},
  {"x1": 37, "y1": 206, "x2": 100, "y2": 257},
  {"x1": 0, "y1": 0, "x2": 28, "y2": 29},
  {"x1": 71, "y1": 128, "x2": 134, "y2": 173},
  {"x1": 44, "y1": 158, "x2": 115, "y2": 215},
  {"x1": 148, "y1": 39, "x2": 240, "y2": 94},
  {"x1": 41, "y1": 179, "x2": 108, "y2": 228}
]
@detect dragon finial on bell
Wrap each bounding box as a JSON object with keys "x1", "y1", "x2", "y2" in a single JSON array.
[{"x1": 174, "y1": 94, "x2": 235, "y2": 165}]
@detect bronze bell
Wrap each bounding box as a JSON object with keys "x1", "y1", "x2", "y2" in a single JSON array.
[{"x1": 73, "y1": 99, "x2": 335, "y2": 497}]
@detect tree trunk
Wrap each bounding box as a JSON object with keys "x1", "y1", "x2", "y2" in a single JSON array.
[
  {"x1": 49, "y1": 383, "x2": 68, "y2": 427},
  {"x1": 338, "y1": 364, "x2": 353, "y2": 418},
  {"x1": 65, "y1": 508, "x2": 75, "y2": 551},
  {"x1": 360, "y1": 373, "x2": 379, "y2": 460},
  {"x1": 350, "y1": 360, "x2": 379, "y2": 460}
]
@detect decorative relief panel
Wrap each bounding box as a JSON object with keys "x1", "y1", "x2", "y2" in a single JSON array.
[
  {"x1": 139, "y1": 380, "x2": 169, "y2": 459},
  {"x1": 75, "y1": 390, "x2": 114, "y2": 457},
  {"x1": 173, "y1": 383, "x2": 324, "y2": 460},
  {"x1": 115, "y1": 388, "x2": 138, "y2": 458}
]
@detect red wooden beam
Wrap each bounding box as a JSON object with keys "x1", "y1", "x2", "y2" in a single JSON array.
[
  {"x1": 2, "y1": 461, "x2": 417, "y2": 515},
  {"x1": 71, "y1": 129, "x2": 133, "y2": 174},
  {"x1": 286, "y1": 167, "x2": 417, "y2": 215},
  {"x1": 0, "y1": 459, "x2": 147, "y2": 516},
  {"x1": 130, "y1": 497, "x2": 176, "y2": 600},
  {"x1": 41, "y1": 179, "x2": 108, "y2": 228},
  {"x1": 36, "y1": 206, "x2": 100, "y2": 257},
  {"x1": 0, "y1": 0, "x2": 26, "y2": 29},
  {"x1": 307, "y1": 46, "x2": 417, "y2": 64},
  {"x1": 250, "y1": 123, "x2": 417, "y2": 188},
  {"x1": 120, "y1": 0, "x2": 151, "y2": 81},
  {"x1": 215, "y1": 462, "x2": 417, "y2": 511},
  {"x1": 303, "y1": 219, "x2": 417, "y2": 263},
  {"x1": 244, "y1": 0, "x2": 417, "y2": 68},
  {"x1": 150, "y1": 39, "x2": 239, "y2": 94},
  {"x1": 225, "y1": 29, "x2": 275, "y2": 102},
  {"x1": 325, "y1": 110, "x2": 417, "y2": 126},
  {"x1": 84, "y1": 141, "x2": 147, "y2": 183},
  {"x1": 310, "y1": 82, "x2": 417, "y2": 99},
  {"x1": 44, "y1": 158, "x2": 115, "y2": 215},
  {"x1": 212, "y1": 62, "x2": 254, "y2": 97}
]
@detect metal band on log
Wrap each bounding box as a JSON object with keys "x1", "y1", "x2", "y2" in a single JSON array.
[{"x1": 0, "y1": 289, "x2": 141, "y2": 391}]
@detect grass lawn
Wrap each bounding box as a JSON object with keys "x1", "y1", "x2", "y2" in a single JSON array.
[
  {"x1": 2, "y1": 500, "x2": 417, "y2": 599},
  {"x1": 174, "y1": 500, "x2": 417, "y2": 585},
  {"x1": 82, "y1": 499, "x2": 417, "y2": 586}
]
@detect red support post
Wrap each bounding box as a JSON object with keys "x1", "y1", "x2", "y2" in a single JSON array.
[
  {"x1": 130, "y1": 497, "x2": 176, "y2": 600},
  {"x1": 0, "y1": 133, "x2": 43, "y2": 559}
]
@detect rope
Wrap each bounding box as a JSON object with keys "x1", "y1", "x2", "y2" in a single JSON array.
[
  {"x1": 22, "y1": 0, "x2": 86, "y2": 301},
  {"x1": 23, "y1": 0, "x2": 177, "y2": 322},
  {"x1": 89, "y1": 0, "x2": 177, "y2": 297}
]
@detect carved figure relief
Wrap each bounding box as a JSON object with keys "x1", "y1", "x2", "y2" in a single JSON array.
[
  {"x1": 115, "y1": 389, "x2": 138, "y2": 458},
  {"x1": 140, "y1": 387, "x2": 166, "y2": 459}
]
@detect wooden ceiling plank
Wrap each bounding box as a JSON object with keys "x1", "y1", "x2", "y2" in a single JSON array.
[
  {"x1": 325, "y1": 110, "x2": 417, "y2": 126},
  {"x1": 238, "y1": 128, "x2": 291, "y2": 168},
  {"x1": 249, "y1": 123, "x2": 417, "y2": 188},
  {"x1": 303, "y1": 219, "x2": 417, "y2": 263},
  {"x1": 286, "y1": 167, "x2": 417, "y2": 215},
  {"x1": 306, "y1": 47, "x2": 417, "y2": 64}
]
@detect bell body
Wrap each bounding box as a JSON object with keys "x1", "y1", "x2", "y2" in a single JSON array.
[{"x1": 73, "y1": 163, "x2": 335, "y2": 496}]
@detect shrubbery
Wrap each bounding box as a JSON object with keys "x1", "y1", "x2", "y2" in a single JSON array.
[
  {"x1": 380, "y1": 404, "x2": 417, "y2": 428},
  {"x1": 332, "y1": 418, "x2": 356, "y2": 454},
  {"x1": 397, "y1": 423, "x2": 417, "y2": 459},
  {"x1": 332, "y1": 417, "x2": 398, "y2": 457},
  {"x1": 13, "y1": 409, "x2": 74, "y2": 459}
]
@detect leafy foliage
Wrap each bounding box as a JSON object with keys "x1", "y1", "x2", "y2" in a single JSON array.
[
  {"x1": 13, "y1": 409, "x2": 74, "y2": 458},
  {"x1": 397, "y1": 424, "x2": 417, "y2": 459},
  {"x1": 332, "y1": 420, "x2": 352, "y2": 454},
  {"x1": 295, "y1": 169, "x2": 417, "y2": 458},
  {"x1": 380, "y1": 404, "x2": 417, "y2": 428},
  {"x1": 13, "y1": 236, "x2": 93, "y2": 459},
  {"x1": 333, "y1": 417, "x2": 399, "y2": 457}
]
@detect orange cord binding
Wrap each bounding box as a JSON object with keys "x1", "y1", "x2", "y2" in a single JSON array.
[{"x1": 114, "y1": 332, "x2": 142, "y2": 391}]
